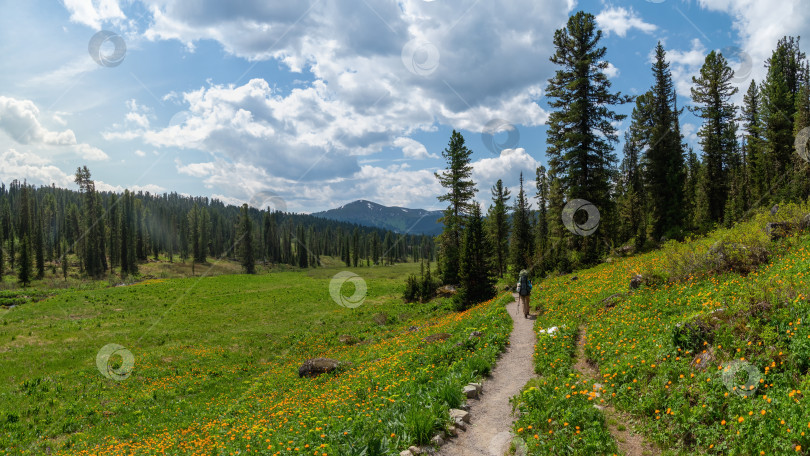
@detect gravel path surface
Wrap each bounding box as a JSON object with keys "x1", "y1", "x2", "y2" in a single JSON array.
[{"x1": 439, "y1": 293, "x2": 536, "y2": 456}]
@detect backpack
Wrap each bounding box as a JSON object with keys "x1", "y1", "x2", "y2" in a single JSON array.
[{"x1": 518, "y1": 275, "x2": 530, "y2": 296}]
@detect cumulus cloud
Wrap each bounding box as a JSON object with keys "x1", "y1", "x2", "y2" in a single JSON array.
[
  {"x1": 393, "y1": 137, "x2": 437, "y2": 159},
  {"x1": 596, "y1": 7, "x2": 657, "y2": 37},
  {"x1": 696, "y1": 0, "x2": 810, "y2": 86},
  {"x1": 0, "y1": 149, "x2": 74, "y2": 187},
  {"x1": 665, "y1": 39, "x2": 709, "y2": 98},
  {"x1": 63, "y1": 0, "x2": 125, "y2": 29},
  {"x1": 0, "y1": 96, "x2": 109, "y2": 160}
]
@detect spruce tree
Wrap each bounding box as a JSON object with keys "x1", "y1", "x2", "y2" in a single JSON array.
[
  {"x1": 434, "y1": 130, "x2": 476, "y2": 285},
  {"x1": 690, "y1": 50, "x2": 739, "y2": 223},
  {"x1": 237, "y1": 204, "x2": 255, "y2": 273},
  {"x1": 741, "y1": 80, "x2": 767, "y2": 202},
  {"x1": 545, "y1": 11, "x2": 631, "y2": 261},
  {"x1": 643, "y1": 43, "x2": 686, "y2": 240},
  {"x1": 18, "y1": 235, "x2": 31, "y2": 287},
  {"x1": 509, "y1": 173, "x2": 533, "y2": 274},
  {"x1": 454, "y1": 203, "x2": 495, "y2": 311},
  {"x1": 534, "y1": 167, "x2": 549, "y2": 265},
  {"x1": 487, "y1": 179, "x2": 510, "y2": 278}
]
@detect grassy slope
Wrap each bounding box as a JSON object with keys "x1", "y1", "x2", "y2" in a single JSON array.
[
  {"x1": 0, "y1": 262, "x2": 513, "y2": 455},
  {"x1": 515, "y1": 202, "x2": 810, "y2": 455}
]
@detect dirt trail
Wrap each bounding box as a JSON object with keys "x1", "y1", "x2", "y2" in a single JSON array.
[
  {"x1": 574, "y1": 328, "x2": 660, "y2": 456},
  {"x1": 439, "y1": 293, "x2": 536, "y2": 456}
]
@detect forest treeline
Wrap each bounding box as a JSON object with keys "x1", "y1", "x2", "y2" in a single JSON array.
[
  {"x1": 0, "y1": 170, "x2": 436, "y2": 286},
  {"x1": 434, "y1": 12, "x2": 810, "y2": 310}
]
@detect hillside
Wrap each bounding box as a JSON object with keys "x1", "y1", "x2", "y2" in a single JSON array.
[
  {"x1": 512, "y1": 202, "x2": 810, "y2": 455},
  {"x1": 312, "y1": 200, "x2": 444, "y2": 236}
]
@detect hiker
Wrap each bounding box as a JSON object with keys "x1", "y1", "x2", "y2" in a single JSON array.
[{"x1": 516, "y1": 269, "x2": 532, "y2": 318}]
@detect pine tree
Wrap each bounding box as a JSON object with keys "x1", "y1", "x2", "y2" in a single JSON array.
[
  {"x1": 454, "y1": 203, "x2": 495, "y2": 311},
  {"x1": 34, "y1": 204, "x2": 44, "y2": 279},
  {"x1": 434, "y1": 130, "x2": 477, "y2": 285},
  {"x1": 741, "y1": 80, "x2": 767, "y2": 202},
  {"x1": 237, "y1": 204, "x2": 255, "y2": 274},
  {"x1": 690, "y1": 50, "x2": 739, "y2": 223},
  {"x1": 509, "y1": 173, "x2": 533, "y2": 274},
  {"x1": 487, "y1": 179, "x2": 510, "y2": 278},
  {"x1": 643, "y1": 43, "x2": 686, "y2": 240},
  {"x1": 545, "y1": 11, "x2": 631, "y2": 262},
  {"x1": 761, "y1": 36, "x2": 807, "y2": 201},
  {"x1": 534, "y1": 166, "x2": 549, "y2": 266},
  {"x1": 18, "y1": 235, "x2": 31, "y2": 287}
]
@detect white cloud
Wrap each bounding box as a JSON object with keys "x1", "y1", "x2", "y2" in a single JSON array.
[
  {"x1": 0, "y1": 96, "x2": 76, "y2": 145},
  {"x1": 0, "y1": 149, "x2": 74, "y2": 187},
  {"x1": 134, "y1": 149, "x2": 146, "y2": 157},
  {"x1": 393, "y1": 137, "x2": 437, "y2": 159},
  {"x1": 0, "y1": 96, "x2": 107, "y2": 160},
  {"x1": 604, "y1": 62, "x2": 620, "y2": 78},
  {"x1": 596, "y1": 7, "x2": 657, "y2": 38},
  {"x1": 666, "y1": 39, "x2": 709, "y2": 98},
  {"x1": 63, "y1": 0, "x2": 125, "y2": 29},
  {"x1": 472, "y1": 147, "x2": 540, "y2": 208},
  {"x1": 696, "y1": 0, "x2": 810, "y2": 86},
  {"x1": 95, "y1": 181, "x2": 165, "y2": 194}
]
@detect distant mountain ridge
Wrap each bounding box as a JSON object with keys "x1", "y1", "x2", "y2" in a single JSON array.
[{"x1": 311, "y1": 200, "x2": 443, "y2": 236}]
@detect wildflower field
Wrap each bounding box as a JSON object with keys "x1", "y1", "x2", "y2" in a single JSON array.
[
  {"x1": 514, "y1": 202, "x2": 810, "y2": 455},
  {"x1": 0, "y1": 262, "x2": 512, "y2": 455}
]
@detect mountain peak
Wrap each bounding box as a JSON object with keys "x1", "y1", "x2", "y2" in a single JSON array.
[{"x1": 312, "y1": 200, "x2": 442, "y2": 235}]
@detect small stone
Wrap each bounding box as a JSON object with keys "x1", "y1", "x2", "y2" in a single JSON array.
[
  {"x1": 399, "y1": 450, "x2": 412, "y2": 456},
  {"x1": 629, "y1": 274, "x2": 643, "y2": 290},
  {"x1": 430, "y1": 435, "x2": 445, "y2": 446},
  {"x1": 463, "y1": 385, "x2": 478, "y2": 399},
  {"x1": 460, "y1": 403, "x2": 471, "y2": 411},
  {"x1": 446, "y1": 426, "x2": 458, "y2": 437},
  {"x1": 408, "y1": 446, "x2": 421, "y2": 454},
  {"x1": 593, "y1": 404, "x2": 605, "y2": 410},
  {"x1": 454, "y1": 420, "x2": 467, "y2": 431},
  {"x1": 470, "y1": 382, "x2": 482, "y2": 393},
  {"x1": 449, "y1": 408, "x2": 470, "y2": 423},
  {"x1": 468, "y1": 330, "x2": 483, "y2": 339}
]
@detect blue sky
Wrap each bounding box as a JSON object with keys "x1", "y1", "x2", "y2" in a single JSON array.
[{"x1": 1, "y1": 0, "x2": 807, "y2": 213}]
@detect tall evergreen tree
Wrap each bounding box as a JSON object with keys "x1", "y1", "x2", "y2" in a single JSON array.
[
  {"x1": 237, "y1": 204, "x2": 255, "y2": 274},
  {"x1": 509, "y1": 173, "x2": 533, "y2": 274},
  {"x1": 454, "y1": 203, "x2": 495, "y2": 310},
  {"x1": 690, "y1": 50, "x2": 739, "y2": 223},
  {"x1": 434, "y1": 130, "x2": 476, "y2": 285},
  {"x1": 545, "y1": 11, "x2": 631, "y2": 262},
  {"x1": 534, "y1": 167, "x2": 549, "y2": 265},
  {"x1": 643, "y1": 43, "x2": 686, "y2": 239},
  {"x1": 486, "y1": 179, "x2": 511, "y2": 278},
  {"x1": 760, "y1": 37, "x2": 807, "y2": 201},
  {"x1": 18, "y1": 235, "x2": 31, "y2": 286}
]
